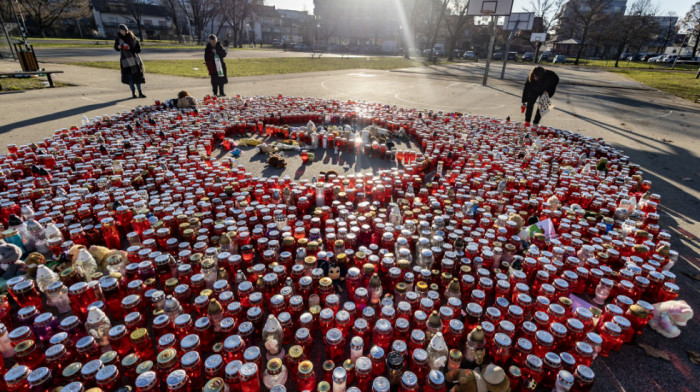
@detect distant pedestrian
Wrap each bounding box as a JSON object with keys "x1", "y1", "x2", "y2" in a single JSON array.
[
  {"x1": 114, "y1": 24, "x2": 146, "y2": 98},
  {"x1": 223, "y1": 38, "x2": 229, "y2": 51},
  {"x1": 521, "y1": 66, "x2": 559, "y2": 128},
  {"x1": 204, "y1": 34, "x2": 228, "y2": 97}
]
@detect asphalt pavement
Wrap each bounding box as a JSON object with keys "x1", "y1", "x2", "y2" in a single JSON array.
[
  {"x1": 0, "y1": 52, "x2": 699, "y2": 392},
  {"x1": 33, "y1": 46, "x2": 359, "y2": 63}
]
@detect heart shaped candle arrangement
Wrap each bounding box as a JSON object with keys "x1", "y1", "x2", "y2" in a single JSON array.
[{"x1": 0, "y1": 95, "x2": 679, "y2": 392}]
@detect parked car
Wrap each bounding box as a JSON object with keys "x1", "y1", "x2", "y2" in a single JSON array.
[
  {"x1": 522, "y1": 52, "x2": 534, "y2": 61},
  {"x1": 492, "y1": 52, "x2": 503, "y2": 60},
  {"x1": 662, "y1": 55, "x2": 677, "y2": 63},
  {"x1": 619, "y1": 52, "x2": 632, "y2": 60},
  {"x1": 463, "y1": 50, "x2": 475, "y2": 60},
  {"x1": 552, "y1": 55, "x2": 567, "y2": 64},
  {"x1": 647, "y1": 55, "x2": 663, "y2": 63},
  {"x1": 507, "y1": 52, "x2": 518, "y2": 61},
  {"x1": 539, "y1": 51, "x2": 554, "y2": 62}
]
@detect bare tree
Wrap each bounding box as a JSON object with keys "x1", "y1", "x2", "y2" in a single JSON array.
[
  {"x1": 603, "y1": 0, "x2": 659, "y2": 67},
  {"x1": 525, "y1": 0, "x2": 564, "y2": 32},
  {"x1": 411, "y1": 0, "x2": 446, "y2": 50},
  {"x1": 657, "y1": 12, "x2": 678, "y2": 53},
  {"x1": 215, "y1": 0, "x2": 261, "y2": 48},
  {"x1": 123, "y1": 0, "x2": 146, "y2": 40},
  {"x1": 18, "y1": 0, "x2": 90, "y2": 37},
  {"x1": 158, "y1": 0, "x2": 184, "y2": 42},
  {"x1": 557, "y1": 0, "x2": 610, "y2": 65},
  {"x1": 444, "y1": 0, "x2": 470, "y2": 61},
  {"x1": 680, "y1": 1, "x2": 700, "y2": 57},
  {"x1": 179, "y1": 0, "x2": 216, "y2": 43},
  {"x1": 428, "y1": 0, "x2": 448, "y2": 51}
]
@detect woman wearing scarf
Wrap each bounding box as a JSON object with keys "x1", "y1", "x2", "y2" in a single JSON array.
[
  {"x1": 205, "y1": 34, "x2": 228, "y2": 97},
  {"x1": 114, "y1": 24, "x2": 146, "y2": 98}
]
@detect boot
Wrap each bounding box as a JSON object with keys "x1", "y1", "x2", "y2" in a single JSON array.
[{"x1": 139, "y1": 92, "x2": 146, "y2": 98}]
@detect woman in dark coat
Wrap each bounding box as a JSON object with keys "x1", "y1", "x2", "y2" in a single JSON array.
[
  {"x1": 205, "y1": 34, "x2": 228, "y2": 96},
  {"x1": 114, "y1": 24, "x2": 146, "y2": 98},
  {"x1": 521, "y1": 66, "x2": 559, "y2": 127}
]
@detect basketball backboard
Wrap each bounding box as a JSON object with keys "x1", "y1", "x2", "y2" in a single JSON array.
[
  {"x1": 530, "y1": 33, "x2": 547, "y2": 43},
  {"x1": 503, "y1": 12, "x2": 535, "y2": 31},
  {"x1": 467, "y1": 0, "x2": 514, "y2": 16}
]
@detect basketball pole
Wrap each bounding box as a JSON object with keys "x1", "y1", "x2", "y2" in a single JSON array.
[
  {"x1": 500, "y1": 28, "x2": 515, "y2": 79},
  {"x1": 482, "y1": 14, "x2": 497, "y2": 86}
]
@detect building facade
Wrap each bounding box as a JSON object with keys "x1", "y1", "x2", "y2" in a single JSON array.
[
  {"x1": 278, "y1": 9, "x2": 312, "y2": 44},
  {"x1": 313, "y1": 0, "x2": 405, "y2": 50},
  {"x1": 92, "y1": 0, "x2": 175, "y2": 40}
]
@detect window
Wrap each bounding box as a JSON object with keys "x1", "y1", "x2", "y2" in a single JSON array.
[
  {"x1": 159, "y1": 21, "x2": 167, "y2": 27},
  {"x1": 144, "y1": 19, "x2": 153, "y2": 26}
]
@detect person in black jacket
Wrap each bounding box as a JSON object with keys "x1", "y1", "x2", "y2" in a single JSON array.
[
  {"x1": 204, "y1": 34, "x2": 228, "y2": 97},
  {"x1": 114, "y1": 24, "x2": 146, "y2": 98},
  {"x1": 521, "y1": 66, "x2": 559, "y2": 127}
]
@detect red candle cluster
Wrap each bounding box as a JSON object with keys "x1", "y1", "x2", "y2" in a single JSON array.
[{"x1": 0, "y1": 95, "x2": 679, "y2": 392}]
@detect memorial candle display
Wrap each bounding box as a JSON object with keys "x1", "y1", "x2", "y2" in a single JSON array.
[{"x1": 0, "y1": 95, "x2": 684, "y2": 391}]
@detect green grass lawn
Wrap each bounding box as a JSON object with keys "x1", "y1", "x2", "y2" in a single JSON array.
[
  {"x1": 0, "y1": 76, "x2": 68, "y2": 92},
  {"x1": 74, "y1": 57, "x2": 426, "y2": 78},
  {"x1": 608, "y1": 69, "x2": 699, "y2": 102},
  {"x1": 546, "y1": 58, "x2": 697, "y2": 71}
]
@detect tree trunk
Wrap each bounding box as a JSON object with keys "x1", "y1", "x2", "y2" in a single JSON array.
[
  {"x1": 171, "y1": 14, "x2": 182, "y2": 43},
  {"x1": 693, "y1": 34, "x2": 699, "y2": 58},
  {"x1": 447, "y1": 17, "x2": 466, "y2": 62},
  {"x1": 614, "y1": 43, "x2": 625, "y2": 68},
  {"x1": 428, "y1": 3, "x2": 447, "y2": 52},
  {"x1": 41, "y1": 26, "x2": 46, "y2": 38},
  {"x1": 575, "y1": 27, "x2": 588, "y2": 65}
]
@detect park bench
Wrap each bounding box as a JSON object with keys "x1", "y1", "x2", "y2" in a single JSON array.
[{"x1": 0, "y1": 70, "x2": 64, "y2": 90}]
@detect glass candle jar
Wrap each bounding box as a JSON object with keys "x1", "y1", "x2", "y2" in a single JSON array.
[
  {"x1": 573, "y1": 365, "x2": 595, "y2": 392},
  {"x1": 135, "y1": 371, "x2": 159, "y2": 392},
  {"x1": 325, "y1": 328, "x2": 345, "y2": 362},
  {"x1": 296, "y1": 361, "x2": 316, "y2": 392},
  {"x1": 240, "y1": 363, "x2": 261, "y2": 392},
  {"x1": 130, "y1": 328, "x2": 155, "y2": 361},
  {"x1": 14, "y1": 340, "x2": 45, "y2": 369},
  {"x1": 95, "y1": 364, "x2": 120, "y2": 392},
  {"x1": 166, "y1": 369, "x2": 189, "y2": 392},
  {"x1": 4, "y1": 364, "x2": 31, "y2": 391},
  {"x1": 492, "y1": 333, "x2": 512, "y2": 366},
  {"x1": 599, "y1": 322, "x2": 622, "y2": 357}
]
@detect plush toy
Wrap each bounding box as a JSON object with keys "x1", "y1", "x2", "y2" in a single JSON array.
[
  {"x1": 23, "y1": 252, "x2": 46, "y2": 279},
  {"x1": 267, "y1": 154, "x2": 287, "y2": 169},
  {"x1": 649, "y1": 311, "x2": 681, "y2": 338},
  {"x1": 649, "y1": 300, "x2": 693, "y2": 339},
  {"x1": 445, "y1": 364, "x2": 511, "y2": 392},
  {"x1": 327, "y1": 262, "x2": 344, "y2": 293},
  {"x1": 0, "y1": 240, "x2": 24, "y2": 279}
]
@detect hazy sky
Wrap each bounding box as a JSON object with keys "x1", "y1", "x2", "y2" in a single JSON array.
[{"x1": 264, "y1": 0, "x2": 695, "y2": 17}]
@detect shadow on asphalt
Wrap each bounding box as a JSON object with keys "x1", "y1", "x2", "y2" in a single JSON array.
[{"x1": 0, "y1": 98, "x2": 132, "y2": 135}]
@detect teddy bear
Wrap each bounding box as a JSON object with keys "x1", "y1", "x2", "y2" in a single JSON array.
[{"x1": 0, "y1": 239, "x2": 25, "y2": 280}]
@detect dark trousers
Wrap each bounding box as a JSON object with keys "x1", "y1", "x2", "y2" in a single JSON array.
[
  {"x1": 525, "y1": 96, "x2": 542, "y2": 124},
  {"x1": 210, "y1": 76, "x2": 224, "y2": 95}
]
